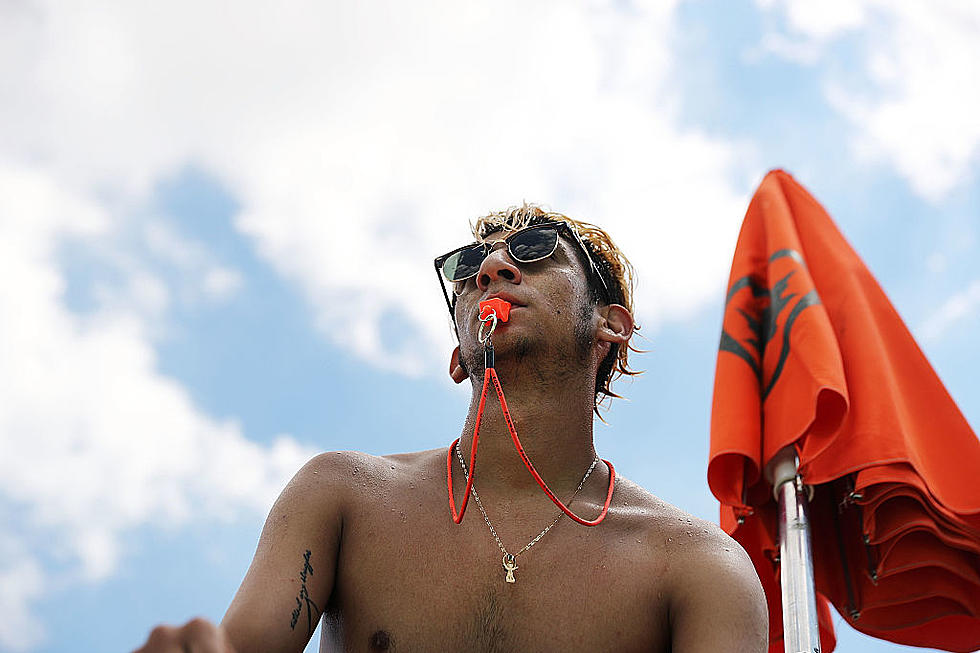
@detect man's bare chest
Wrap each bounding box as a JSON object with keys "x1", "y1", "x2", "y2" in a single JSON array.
[{"x1": 321, "y1": 492, "x2": 670, "y2": 652}]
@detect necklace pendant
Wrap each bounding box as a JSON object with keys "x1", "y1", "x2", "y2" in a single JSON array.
[{"x1": 502, "y1": 553, "x2": 518, "y2": 583}]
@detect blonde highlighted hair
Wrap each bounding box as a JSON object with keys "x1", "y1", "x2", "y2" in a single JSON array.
[{"x1": 471, "y1": 203, "x2": 641, "y2": 414}]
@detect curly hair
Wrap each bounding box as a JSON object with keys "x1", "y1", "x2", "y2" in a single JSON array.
[{"x1": 470, "y1": 203, "x2": 641, "y2": 414}]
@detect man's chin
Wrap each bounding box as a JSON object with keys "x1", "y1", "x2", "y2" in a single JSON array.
[
  {"x1": 484, "y1": 333, "x2": 537, "y2": 363},
  {"x1": 461, "y1": 331, "x2": 537, "y2": 372}
]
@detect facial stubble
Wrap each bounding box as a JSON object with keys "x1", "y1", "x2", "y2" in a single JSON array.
[{"x1": 458, "y1": 296, "x2": 595, "y2": 381}]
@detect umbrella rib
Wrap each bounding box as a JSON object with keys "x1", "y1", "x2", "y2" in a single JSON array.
[{"x1": 832, "y1": 478, "x2": 862, "y2": 620}]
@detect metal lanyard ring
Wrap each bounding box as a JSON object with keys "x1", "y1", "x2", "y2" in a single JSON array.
[{"x1": 478, "y1": 312, "x2": 497, "y2": 345}]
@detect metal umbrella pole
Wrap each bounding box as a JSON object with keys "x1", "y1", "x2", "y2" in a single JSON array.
[{"x1": 768, "y1": 447, "x2": 822, "y2": 653}]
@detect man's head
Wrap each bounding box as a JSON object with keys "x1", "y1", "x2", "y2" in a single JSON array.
[{"x1": 435, "y1": 203, "x2": 640, "y2": 413}]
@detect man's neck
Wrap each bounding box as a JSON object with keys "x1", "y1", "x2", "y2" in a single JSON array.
[{"x1": 455, "y1": 356, "x2": 600, "y2": 504}]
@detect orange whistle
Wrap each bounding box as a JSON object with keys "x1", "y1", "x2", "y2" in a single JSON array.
[{"x1": 479, "y1": 298, "x2": 511, "y2": 323}]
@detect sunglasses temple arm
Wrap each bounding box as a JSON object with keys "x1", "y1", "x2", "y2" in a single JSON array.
[
  {"x1": 570, "y1": 228, "x2": 610, "y2": 299},
  {"x1": 434, "y1": 261, "x2": 456, "y2": 317}
]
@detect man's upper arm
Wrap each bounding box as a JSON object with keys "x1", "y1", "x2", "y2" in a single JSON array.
[
  {"x1": 221, "y1": 453, "x2": 349, "y2": 653},
  {"x1": 669, "y1": 533, "x2": 769, "y2": 653}
]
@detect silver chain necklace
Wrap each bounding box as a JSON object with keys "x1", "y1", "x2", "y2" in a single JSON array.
[{"x1": 454, "y1": 441, "x2": 599, "y2": 584}]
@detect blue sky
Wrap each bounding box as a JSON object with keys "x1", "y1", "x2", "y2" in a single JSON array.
[{"x1": 1, "y1": 1, "x2": 977, "y2": 652}]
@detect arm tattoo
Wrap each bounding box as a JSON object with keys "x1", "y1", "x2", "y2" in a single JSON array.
[{"x1": 289, "y1": 549, "x2": 320, "y2": 637}]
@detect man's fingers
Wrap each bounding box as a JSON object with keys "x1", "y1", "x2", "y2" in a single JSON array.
[
  {"x1": 132, "y1": 624, "x2": 180, "y2": 652},
  {"x1": 132, "y1": 618, "x2": 235, "y2": 653},
  {"x1": 182, "y1": 617, "x2": 228, "y2": 653}
]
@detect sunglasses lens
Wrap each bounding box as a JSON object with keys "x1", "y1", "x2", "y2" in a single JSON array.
[
  {"x1": 510, "y1": 225, "x2": 558, "y2": 262},
  {"x1": 442, "y1": 245, "x2": 486, "y2": 281},
  {"x1": 440, "y1": 224, "x2": 560, "y2": 282}
]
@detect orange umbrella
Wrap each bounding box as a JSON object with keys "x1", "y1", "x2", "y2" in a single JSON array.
[{"x1": 709, "y1": 169, "x2": 980, "y2": 652}]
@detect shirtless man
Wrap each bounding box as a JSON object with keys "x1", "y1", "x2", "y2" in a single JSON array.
[{"x1": 134, "y1": 205, "x2": 768, "y2": 652}]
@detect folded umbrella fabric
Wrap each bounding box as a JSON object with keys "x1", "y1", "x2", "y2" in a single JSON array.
[{"x1": 709, "y1": 169, "x2": 980, "y2": 652}]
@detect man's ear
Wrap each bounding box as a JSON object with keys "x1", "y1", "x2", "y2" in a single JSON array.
[
  {"x1": 449, "y1": 346, "x2": 468, "y2": 384},
  {"x1": 596, "y1": 304, "x2": 634, "y2": 345}
]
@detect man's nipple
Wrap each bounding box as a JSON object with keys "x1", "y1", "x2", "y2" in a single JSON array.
[{"x1": 369, "y1": 629, "x2": 392, "y2": 651}]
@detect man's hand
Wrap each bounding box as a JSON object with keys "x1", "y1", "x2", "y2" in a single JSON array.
[{"x1": 133, "y1": 617, "x2": 236, "y2": 653}]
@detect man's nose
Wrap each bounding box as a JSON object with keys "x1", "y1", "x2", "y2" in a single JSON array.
[{"x1": 476, "y1": 242, "x2": 522, "y2": 290}]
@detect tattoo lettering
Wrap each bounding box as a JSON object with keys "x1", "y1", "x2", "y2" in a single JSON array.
[{"x1": 289, "y1": 549, "x2": 320, "y2": 637}]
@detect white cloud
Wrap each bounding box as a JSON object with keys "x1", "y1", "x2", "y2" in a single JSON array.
[
  {"x1": 0, "y1": 537, "x2": 45, "y2": 652},
  {"x1": 780, "y1": 0, "x2": 868, "y2": 40},
  {"x1": 0, "y1": 167, "x2": 313, "y2": 650},
  {"x1": 919, "y1": 278, "x2": 980, "y2": 342},
  {"x1": 92, "y1": 268, "x2": 171, "y2": 319},
  {"x1": 0, "y1": 2, "x2": 755, "y2": 645},
  {"x1": 748, "y1": 32, "x2": 824, "y2": 65},
  {"x1": 1, "y1": 0, "x2": 749, "y2": 375},
  {"x1": 756, "y1": 0, "x2": 980, "y2": 200},
  {"x1": 144, "y1": 219, "x2": 243, "y2": 305},
  {"x1": 202, "y1": 266, "x2": 243, "y2": 301}
]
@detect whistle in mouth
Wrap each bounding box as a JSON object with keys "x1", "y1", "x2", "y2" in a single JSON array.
[{"x1": 479, "y1": 298, "x2": 512, "y2": 323}]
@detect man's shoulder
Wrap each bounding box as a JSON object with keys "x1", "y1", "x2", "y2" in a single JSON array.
[
  {"x1": 303, "y1": 447, "x2": 443, "y2": 471},
  {"x1": 296, "y1": 448, "x2": 446, "y2": 497},
  {"x1": 609, "y1": 477, "x2": 717, "y2": 534},
  {"x1": 609, "y1": 476, "x2": 750, "y2": 571},
  {"x1": 610, "y1": 477, "x2": 764, "y2": 628}
]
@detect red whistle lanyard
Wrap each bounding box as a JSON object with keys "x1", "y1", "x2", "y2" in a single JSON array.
[{"x1": 447, "y1": 301, "x2": 616, "y2": 527}]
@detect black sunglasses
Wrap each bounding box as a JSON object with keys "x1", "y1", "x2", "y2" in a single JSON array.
[{"x1": 433, "y1": 221, "x2": 609, "y2": 317}]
